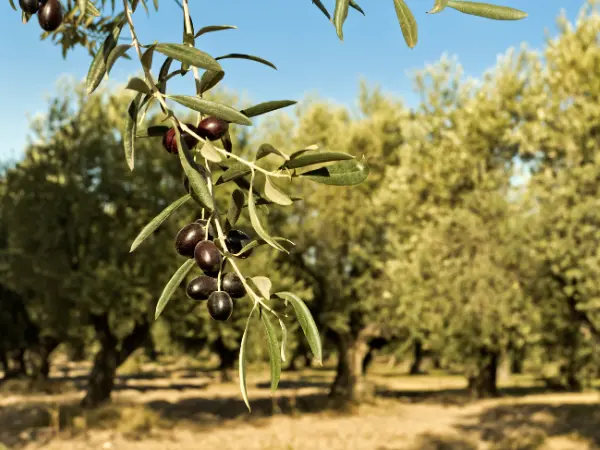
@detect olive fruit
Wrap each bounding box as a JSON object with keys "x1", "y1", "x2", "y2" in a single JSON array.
[
  {"x1": 194, "y1": 218, "x2": 215, "y2": 241},
  {"x1": 207, "y1": 291, "x2": 233, "y2": 321},
  {"x1": 175, "y1": 223, "x2": 208, "y2": 258},
  {"x1": 226, "y1": 229, "x2": 253, "y2": 258},
  {"x1": 19, "y1": 0, "x2": 39, "y2": 14},
  {"x1": 194, "y1": 240, "x2": 222, "y2": 274},
  {"x1": 197, "y1": 117, "x2": 229, "y2": 142},
  {"x1": 162, "y1": 124, "x2": 199, "y2": 154},
  {"x1": 187, "y1": 275, "x2": 218, "y2": 301},
  {"x1": 222, "y1": 273, "x2": 246, "y2": 299},
  {"x1": 37, "y1": 0, "x2": 63, "y2": 31}
]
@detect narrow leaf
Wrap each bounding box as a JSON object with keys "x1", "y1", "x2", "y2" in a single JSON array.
[
  {"x1": 227, "y1": 189, "x2": 246, "y2": 227},
  {"x1": 154, "y1": 43, "x2": 222, "y2": 71},
  {"x1": 167, "y1": 95, "x2": 252, "y2": 126},
  {"x1": 446, "y1": 1, "x2": 527, "y2": 20},
  {"x1": 393, "y1": 0, "x2": 418, "y2": 49},
  {"x1": 264, "y1": 177, "x2": 293, "y2": 206},
  {"x1": 157, "y1": 57, "x2": 173, "y2": 100},
  {"x1": 78, "y1": 0, "x2": 86, "y2": 17},
  {"x1": 176, "y1": 130, "x2": 215, "y2": 211},
  {"x1": 275, "y1": 292, "x2": 322, "y2": 364},
  {"x1": 284, "y1": 151, "x2": 354, "y2": 170},
  {"x1": 8, "y1": 0, "x2": 17, "y2": 11},
  {"x1": 241, "y1": 100, "x2": 297, "y2": 118},
  {"x1": 195, "y1": 24, "x2": 237, "y2": 38},
  {"x1": 198, "y1": 70, "x2": 225, "y2": 95},
  {"x1": 86, "y1": 0, "x2": 101, "y2": 16},
  {"x1": 123, "y1": 93, "x2": 143, "y2": 171},
  {"x1": 248, "y1": 176, "x2": 287, "y2": 253},
  {"x1": 427, "y1": 0, "x2": 448, "y2": 14},
  {"x1": 105, "y1": 44, "x2": 132, "y2": 75},
  {"x1": 216, "y1": 162, "x2": 251, "y2": 185},
  {"x1": 300, "y1": 158, "x2": 369, "y2": 186},
  {"x1": 140, "y1": 43, "x2": 156, "y2": 72},
  {"x1": 256, "y1": 143, "x2": 290, "y2": 161},
  {"x1": 130, "y1": 194, "x2": 192, "y2": 252},
  {"x1": 349, "y1": 0, "x2": 365, "y2": 15},
  {"x1": 250, "y1": 276, "x2": 272, "y2": 299},
  {"x1": 155, "y1": 259, "x2": 195, "y2": 320},
  {"x1": 333, "y1": 0, "x2": 350, "y2": 41},
  {"x1": 239, "y1": 307, "x2": 256, "y2": 412},
  {"x1": 126, "y1": 77, "x2": 152, "y2": 95},
  {"x1": 261, "y1": 312, "x2": 282, "y2": 392},
  {"x1": 86, "y1": 22, "x2": 124, "y2": 94},
  {"x1": 199, "y1": 140, "x2": 223, "y2": 163},
  {"x1": 233, "y1": 237, "x2": 295, "y2": 256},
  {"x1": 215, "y1": 53, "x2": 277, "y2": 70},
  {"x1": 22, "y1": 11, "x2": 32, "y2": 23},
  {"x1": 278, "y1": 318, "x2": 288, "y2": 363},
  {"x1": 312, "y1": 0, "x2": 331, "y2": 19}
]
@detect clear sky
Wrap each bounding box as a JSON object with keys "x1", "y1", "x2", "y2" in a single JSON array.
[{"x1": 0, "y1": 0, "x2": 587, "y2": 163}]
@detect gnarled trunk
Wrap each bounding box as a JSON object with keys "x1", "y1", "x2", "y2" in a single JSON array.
[
  {"x1": 212, "y1": 336, "x2": 236, "y2": 383},
  {"x1": 409, "y1": 339, "x2": 424, "y2": 375},
  {"x1": 81, "y1": 315, "x2": 150, "y2": 408},
  {"x1": 467, "y1": 348, "x2": 499, "y2": 398},
  {"x1": 361, "y1": 337, "x2": 389, "y2": 375}
]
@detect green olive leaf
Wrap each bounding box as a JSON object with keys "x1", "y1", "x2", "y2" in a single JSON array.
[
  {"x1": 256, "y1": 143, "x2": 290, "y2": 161},
  {"x1": 140, "y1": 43, "x2": 156, "y2": 72},
  {"x1": 239, "y1": 306, "x2": 256, "y2": 411},
  {"x1": 393, "y1": 0, "x2": 418, "y2": 49},
  {"x1": 233, "y1": 237, "x2": 295, "y2": 257},
  {"x1": 215, "y1": 53, "x2": 277, "y2": 70},
  {"x1": 227, "y1": 189, "x2": 246, "y2": 227},
  {"x1": 250, "y1": 276, "x2": 272, "y2": 299},
  {"x1": 333, "y1": 0, "x2": 350, "y2": 41},
  {"x1": 216, "y1": 162, "x2": 252, "y2": 185},
  {"x1": 154, "y1": 43, "x2": 222, "y2": 71},
  {"x1": 106, "y1": 44, "x2": 132, "y2": 75},
  {"x1": 283, "y1": 151, "x2": 354, "y2": 170},
  {"x1": 264, "y1": 177, "x2": 293, "y2": 206},
  {"x1": 446, "y1": 1, "x2": 527, "y2": 20},
  {"x1": 275, "y1": 292, "x2": 322, "y2": 365},
  {"x1": 198, "y1": 70, "x2": 225, "y2": 95},
  {"x1": 176, "y1": 129, "x2": 215, "y2": 211},
  {"x1": 349, "y1": 0, "x2": 365, "y2": 15},
  {"x1": 427, "y1": 0, "x2": 448, "y2": 14},
  {"x1": 125, "y1": 77, "x2": 152, "y2": 95},
  {"x1": 195, "y1": 24, "x2": 237, "y2": 38},
  {"x1": 85, "y1": 0, "x2": 100, "y2": 16},
  {"x1": 155, "y1": 259, "x2": 196, "y2": 320},
  {"x1": 199, "y1": 140, "x2": 223, "y2": 163},
  {"x1": 123, "y1": 93, "x2": 143, "y2": 171},
  {"x1": 299, "y1": 158, "x2": 370, "y2": 186},
  {"x1": 78, "y1": 0, "x2": 86, "y2": 17},
  {"x1": 8, "y1": 0, "x2": 17, "y2": 11},
  {"x1": 312, "y1": 0, "x2": 331, "y2": 19},
  {"x1": 278, "y1": 318, "x2": 288, "y2": 363},
  {"x1": 241, "y1": 100, "x2": 297, "y2": 119},
  {"x1": 261, "y1": 312, "x2": 281, "y2": 392},
  {"x1": 130, "y1": 194, "x2": 192, "y2": 252},
  {"x1": 86, "y1": 22, "x2": 124, "y2": 94},
  {"x1": 248, "y1": 174, "x2": 287, "y2": 253},
  {"x1": 167, "y1": 95, "x2": 252, "y2": 126},
  {"x1": 21, "y1": 11, "x2": 32, "y2": 23}
]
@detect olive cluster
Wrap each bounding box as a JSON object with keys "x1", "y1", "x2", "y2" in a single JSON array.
[
  {"x1": 162, "y1": 117, "x2": 229, "y2": 155},
  {"x1": 19, "y1": 0, "x2": 63, "y2": 32},
  {"x1": 175, "y1": 218, "x2": 253, "y2": 322}
]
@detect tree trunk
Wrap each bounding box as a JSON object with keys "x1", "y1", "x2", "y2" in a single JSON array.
[
  {"x1": 286, "y1": 342, "x2": 313, "y2": 372},
  {"x1": 510, "y1": 346, "x2": 525, "y2": 374},
  {"x1": 212, "y1": 336, "x2": 236, "y2": 383},
  {"x1": 328, "y1": 330, "x2": 372, "y2": 404},
  {"x1": 34, "y1": 336, "x2": 60, "y2": 380},
  {"x1": 467, "y1": 348, "x2": 499, "y2": 398},
  {"x1": 81, "y1": 315, "x2": 150, "y2": 408},
  {"x1": 409, "y1": 339, "x2": 424, "y2": 375},
  {"x1": 68, "y1": 340, "x2": 86, "y2": 362}
]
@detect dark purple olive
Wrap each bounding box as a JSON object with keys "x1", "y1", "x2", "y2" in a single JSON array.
[
  {"x1": 175, "y1": 223, "x2": 208, "y2": 258},
  {"x1": 207, "y1": 291, "x2": 233, "y2": 321},
  {"x1": 19, "y1": 0, "x2": 39, "y2": 14},
  {"x1": 194, "y1": 240, "x2": 222, "y2": 274},
  {"x1": 226, "y1": 229, "x2": 253, "y2": 259},
  {"x1": 162, "y1": 124, "x2": 199, "y2": 154},
  {"x1": 197, "y1": 117, "x2": 229, "y2": 141},
  {"x1": 194, "y1": 219, "x2": 215, "y2": 241},
  {"x1": 222, "y1": 273, "x2": 246, "y2": 299},
  {"x1": 37, "y1": 0, "x2": 63, "y2": 32},
  {"x1": 187, "y1": 276, "x2": 218, "y2": 301}
]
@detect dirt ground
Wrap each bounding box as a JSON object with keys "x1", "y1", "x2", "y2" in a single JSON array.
[{"x1": 1, "y1": 360, "x2": 599, "y2": 450}]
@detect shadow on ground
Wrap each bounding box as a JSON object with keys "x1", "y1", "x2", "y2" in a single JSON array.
[{"x1": 459, "y1": 402, "x2": 600, "y2": 448}]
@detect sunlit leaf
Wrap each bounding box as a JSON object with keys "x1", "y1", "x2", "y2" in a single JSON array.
[
  {"x1": 125, "y1": 77, "x2": 152, "y2": 95},
  {"x1": 215, "y1": 53, "x2": 277, "y2": 70},
  {"x1": 248, "y1": 175, "x2": 287, "y2": 252},
  {"x1": 105, "y1": 44, "x2": 132, "y2": 75},
  {"x1": 195, "y1": 24, "x2": 237, "y2": 38},
  {"x1": 130, "y1": 194, "x2": 192, "y2": 252},
  {"x1": 136, "y1": 125, "x2": 170, "y2": 138},
  {"x1": 264, "y1": 177, "x2": 293, "y2": 206},
  {"x1": 167, "y1": 95, "x2": 252, "y2": 125},
  {"x1": 299, "y1": 158, "x2": 369, "y2": 186},
  {"x1": 275, "y1": 292, "x2": 322, "y2": 364},
  {"x1": 446, "y1": 0, "x2": 527, "y2": 20},
  {"x1": 199, "y1": 140, "x2": 223, "y2": 163},
  {"x1": 256, "y1": 143, "x2": 290, "y2": 161},
  {"x1": 239, "y1": 306, "x2": 257, "y2": 411},
  {"x1": 155, "y1": 259, "x2": 195, "y2": 320},
  {"x1": 86, "y1": 22, "x2": 124, "y2": 94},
  {"x1": 233, "y1": 237, "x2": 295, "y2": 257},
  {"x1": 176, "y1": 129, "x2": 215, "y2": 211},
  {"x1": 333, "y1": 0, "x2": 350, "y2": 41},
  {"x1": 261, "y1": 312, "x2": 281, "y2": 392},
  {"x1": 241, "y1": 100, "x2": 297, "y2": 118},
  {"x1": 250, "y1": 276, "x2": 272, "y2": 299},
  {"x1": 154, "y1": 43, "x2": 222, "y2": 71},
  {"x1": 393, "y1": 0, "x2": 418, "y2": 49},
  {"x1": 427, "y1": 0, "x2": 448, "y2": 14},
  {"x1": 123, "y1": 93, "x2": 143, "y2": 171},
  {"x1": 283, "y1": 151, "x2": 354, "y2": 170},
  {"x1": 198, "y1": 70, "x2": 225, "y2": 95}
]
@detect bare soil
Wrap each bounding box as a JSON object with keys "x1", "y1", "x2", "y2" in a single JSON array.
[{"x1": 1, "y1": 360, "x2": 598, "y2": 450}]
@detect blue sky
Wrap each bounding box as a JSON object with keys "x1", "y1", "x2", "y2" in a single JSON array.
[{"x1": 0, "y1": 0, "x2": 587, "y2": 163}]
